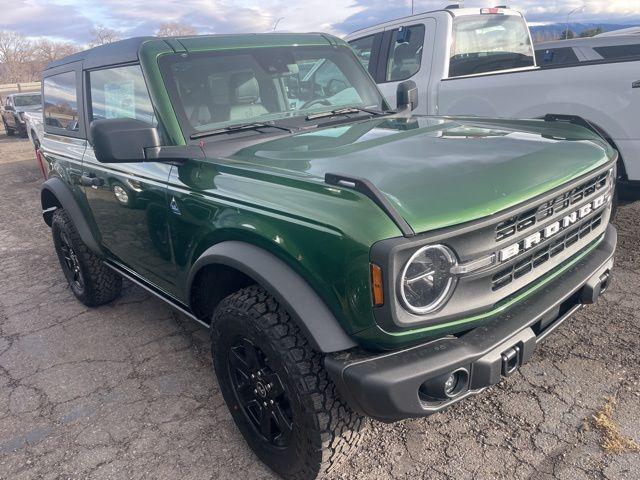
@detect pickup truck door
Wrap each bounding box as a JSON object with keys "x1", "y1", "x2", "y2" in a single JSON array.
[
  {"x1": 81, "y1": 64, "x2": 177, "y2": 294},
  {"x1": 370, "y1": 19, "x2": 435, "y2": 113},
  {"x1": 3, "y1": 97, "x2": 16, "y2": 129}
]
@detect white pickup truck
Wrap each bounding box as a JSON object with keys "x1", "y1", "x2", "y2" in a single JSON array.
[{"x1": 345, "y1": 6, "x2": 640, "y2": 200}]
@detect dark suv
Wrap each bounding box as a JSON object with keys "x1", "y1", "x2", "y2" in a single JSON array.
[
  {"x1": 39, "y1": 35, "x2": 617, "y2": 479},
  {"x1": 2, "y1": 92, "x2": 42, "y2": 137}
]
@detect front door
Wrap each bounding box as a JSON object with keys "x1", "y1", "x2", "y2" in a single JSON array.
[
  {"x1": 81, "y1": 64, "x2": 176, "y2": 293},
  {"x1": 349, "y1": 19, "x2": 435, "y2": 115}
]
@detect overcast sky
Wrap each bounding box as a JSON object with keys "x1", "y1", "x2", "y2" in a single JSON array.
[{"x1": 3, "y1": 0, "x2": 640, "y2": 43}]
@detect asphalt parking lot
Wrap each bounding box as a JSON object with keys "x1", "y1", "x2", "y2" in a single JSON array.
[{"x1": 0, "y1": 132, "x2": 638, "y2": 480}]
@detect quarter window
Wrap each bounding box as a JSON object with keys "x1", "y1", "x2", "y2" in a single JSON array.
[
  {"x1": 386, "y1": 25, "x2": 425, "y2": 82},
  {"x1": 43, "y1": 71, "x2": 80, "y2": 132},
  {"x1": 89, "y1": 65, "x2": 155, "y2": 124}
]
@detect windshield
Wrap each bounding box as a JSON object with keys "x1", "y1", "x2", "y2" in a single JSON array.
[
  {"x1": 449, "y1": 14, "x2": 534, "y2": 77},
  {"x1": 160, "y1": 45, "x2": 387, "y2": 136},
  {"x1": 14, "y1": 94, "x2": 41, "y2": 107}
]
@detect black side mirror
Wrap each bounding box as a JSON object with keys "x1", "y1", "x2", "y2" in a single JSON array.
[
  {"x1": 90, "y1": 118, "x2": 161, "y2": 163},
  {"x1": 396, "y1": 80, "x2": 419, "y2": 111}
]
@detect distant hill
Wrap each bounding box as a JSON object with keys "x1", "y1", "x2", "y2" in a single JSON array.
[{"x1": 529, "y1": 22, "x2": 639, "y2": 43}]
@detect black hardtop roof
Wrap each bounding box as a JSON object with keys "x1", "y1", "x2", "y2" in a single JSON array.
[
  {"x1": 44, "y1": 36, "x2": 155, "y2": 71},
  {"x1": 44, "y1": 32, "x2": 340, "y2": 72}
]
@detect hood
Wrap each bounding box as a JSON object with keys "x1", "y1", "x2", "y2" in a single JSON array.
[
  {"x1": 16, "y1": 105, "x2": 42, "y2": 114},
  {"x1": 221, "y1": 116, "x2": 614, "y2": 235}
]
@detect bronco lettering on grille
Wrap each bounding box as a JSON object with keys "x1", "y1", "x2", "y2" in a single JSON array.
[{"x1": 498, "y1": 193, "x2": 611, "y2": 262}]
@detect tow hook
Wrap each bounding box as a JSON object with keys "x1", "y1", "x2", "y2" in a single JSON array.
[
  {"x1": 581, "y1": 269, "x2": 611, "y2": 304},
  {"x1": 501, "y1": 344, "x2": 521, "y2": 376}
]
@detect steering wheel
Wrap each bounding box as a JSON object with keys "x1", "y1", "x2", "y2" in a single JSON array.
[
  {"x1": 326, "y1": 79, "x2": 347, "y2": 96},
  {"x1": 300, "y1": 98, "x2": 332, "y2": 110}
]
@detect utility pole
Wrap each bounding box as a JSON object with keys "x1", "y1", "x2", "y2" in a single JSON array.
[
  {"x1": 273, "y1": 17, "x2": 285, "y2": 31},
  {"x1": 565, "y1": 6, "x2": 585, "y2": 39}
]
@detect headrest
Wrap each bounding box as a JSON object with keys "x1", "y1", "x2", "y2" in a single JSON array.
[
  {"x1": 229, "y1": 72, "x2": 260, "y2": 105},
  {"x1": 393, "y1": 43, "x2": 415, "y2": 64}
]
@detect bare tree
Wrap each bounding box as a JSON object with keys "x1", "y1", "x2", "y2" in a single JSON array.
[
  {"x1": 156, "y1": 22, "x2": 197, "y2": 37},
  {"x1": 89, "y1": 26, "x2": 122, "y2": 47},
  {"x1": 0, "y1": 30, "x2": 35, "y2": 83},
  {"x1": 26, "y1": 39, "x2": 81, "y2": 78}
]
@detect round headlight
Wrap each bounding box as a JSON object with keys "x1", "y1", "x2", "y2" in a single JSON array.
[{"x1": 399, "y1": 245, "x2": 457, "y2": 315}]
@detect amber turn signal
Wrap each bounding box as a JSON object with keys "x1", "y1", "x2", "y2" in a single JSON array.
[{"x1": 370, "y1": 263, "x2": 384, "y2": 307}]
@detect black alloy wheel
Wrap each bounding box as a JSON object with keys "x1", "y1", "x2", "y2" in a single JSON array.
[
  {"x1": 227, "y1": 337, "x2": 294, "y2": 447},
  {"x1": 58, "y1": 229, "x2": 85, "y2": 293}
]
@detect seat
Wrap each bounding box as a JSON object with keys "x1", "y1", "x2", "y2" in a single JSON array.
[
  {"x1": 180, "y1": 78, "x2": 213, "y2": 127},
  {"x1": 228, "y1": 72, "x2": 268, "y2": 121},
  {"x1": 390, "y1": 43, "x2": 418, "y2": 80}
]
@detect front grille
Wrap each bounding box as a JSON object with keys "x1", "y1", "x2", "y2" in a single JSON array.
[
  {"x1": 492, "y1": 211, "x2": 603, "y2": 291},
  {"x1": 496, "y1": 170, "x2": 610, "y2": 242}
]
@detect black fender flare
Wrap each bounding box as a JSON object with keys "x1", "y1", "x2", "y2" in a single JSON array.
[
  {"x1": 40, "y1": 177, "x2": 103, "y2": 255},
  {"x1": 188, "y1": 241, "x2": 357, "y2": 353}
]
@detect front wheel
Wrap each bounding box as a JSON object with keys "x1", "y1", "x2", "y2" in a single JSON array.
[
  {"x1": 51, "y1": 208, "x2": 122, "y2": 306},
  {"x1": 3, "y1": 121, "x2": 14, "y2": 136},
  {"x1": 211, "y1": 286, "x2": 365, "y2": 479}
]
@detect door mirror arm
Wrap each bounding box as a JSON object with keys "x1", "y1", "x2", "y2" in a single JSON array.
[{"x1": 144, "y1": 145, "x2": 204, "y2": 165}]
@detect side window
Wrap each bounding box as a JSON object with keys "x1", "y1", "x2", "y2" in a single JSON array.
[
  {"x1": 43, "y1": 71, "x2": 80, "y2": 132},
  {"x1": 535, "y1": 47, "x2": 579, "y2": 66},
  {"x1": 386, "y1": 25, "x2": 425, "y2": 82},
  {"x1": 593, "y1": 44, "x2": 640, "y2": 60},
  {"x1": 349, "y1": 35, "x2": 376, "y2": 73},
  {"x1": 89, "y1": 65, "x2": 155, "y2": 125}
]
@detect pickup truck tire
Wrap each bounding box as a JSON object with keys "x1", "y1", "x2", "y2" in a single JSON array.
[
  {"x1": 211, "y1": 285, "x2": 365, "y2": 480},
  {"x1": 51, "y1": 208, "x2": 122, "y2": 307},
  {"x1": 3, "y1": 121, "x2": 14, "y2": 136}
]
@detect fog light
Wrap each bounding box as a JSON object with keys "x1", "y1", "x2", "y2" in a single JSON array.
[
  {"x1": 419, "y1": 368, "x2": 469, "y2": 402},
  {"x1": 444, "y1": 373, "x2": 458, "y2": 395}
]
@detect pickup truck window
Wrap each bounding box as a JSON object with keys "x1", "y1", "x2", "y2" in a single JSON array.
[
  {"x1": 386, "y1": 25, "x2": 425, "y2": 82},
  {"x1": 43, "y1": 71, "x2": 80, "y2": 132},
  {"x1": 89, "y1": 65, "x2": 155, "y2": 125},
  {"x1": 160, "y1": 45, "x2": 385, "y2": 137},
  {"x1": 14, "y1": 94, "x2": 41, "y2": 107},
  {"x1": 349, "y1": 34, "x2": 375, "y2": 72},
  {"x1": 449, "y1": 14, "x2": 534, "y2": 77},
  {"x1": 535, "y1": 47, "x2": 579, "y2": 66}
]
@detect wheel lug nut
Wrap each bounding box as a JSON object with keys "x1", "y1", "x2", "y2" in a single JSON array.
[
  {"x1": 270, "y1": 400, "x2": 274, "y2": 405},
  {"x1": 263, "y1": 402, "x2": 267, "y2": 407},
  {"x1": 250, "y1": 374, "x2": 255, "y2": 379},
  {"x1": 254, "y1": 389, "x2": 257, "y2": 394}
]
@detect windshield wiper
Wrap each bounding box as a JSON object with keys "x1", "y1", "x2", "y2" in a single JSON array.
[
  {"x1": 305, "y1": 107, "x2": 387, "y2": 121},
  {"x1": 190, "y1": 122, "x2": 293, "y2": 139}
]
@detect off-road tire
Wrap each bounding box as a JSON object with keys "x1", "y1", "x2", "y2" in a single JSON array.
[
  {"x1": 211, "y1": 285, "x2": 365, "y2": 480},
  {"x1": 51, "y1": 208, "x2": 122, "y2": 306}
]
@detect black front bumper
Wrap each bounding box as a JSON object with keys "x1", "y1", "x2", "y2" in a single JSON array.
[{"x1": 326, "y1": 225, "x2": 617, "y2": 423}]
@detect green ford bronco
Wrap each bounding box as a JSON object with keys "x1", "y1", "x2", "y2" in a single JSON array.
[{"x1": 39, "y1": 34, "x2": 617, "y2": 479}]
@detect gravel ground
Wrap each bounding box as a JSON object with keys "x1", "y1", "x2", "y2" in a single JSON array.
[{"x1": 0, "y1": 133, "x2": 638, "y2": 480}]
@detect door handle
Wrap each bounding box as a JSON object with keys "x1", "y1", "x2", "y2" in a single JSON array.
[
  {"x1": 80, "y1": 173, "x2": 105, "y2": 187},
  {"x1": 633, "y1": 80, "x2": 640, "y2": 89}
]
